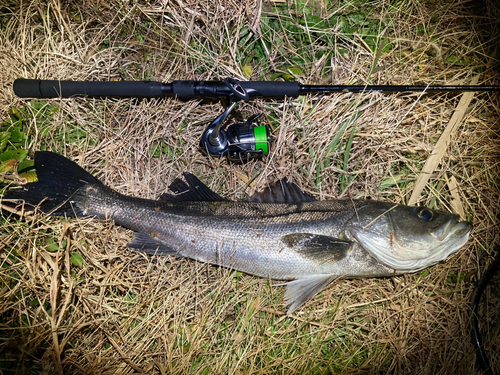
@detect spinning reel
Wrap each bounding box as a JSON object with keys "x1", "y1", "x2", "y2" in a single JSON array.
[{"x1": 199, "y1": 78, "x2": 269, "y2": 162}]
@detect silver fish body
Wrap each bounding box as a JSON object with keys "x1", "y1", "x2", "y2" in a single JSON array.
[
  {"x1": 4, "y1": 152, "x2": 472, "y2": 314},
  {"x1": 83, "y1": 192, "x2": 395, "y2": 280}
]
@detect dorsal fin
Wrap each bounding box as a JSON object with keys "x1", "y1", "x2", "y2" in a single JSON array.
[
  {"x1": 159, "y1": 174, "x2": 315, "y2": 204},
  {"x1": 246, "y1": 178, "x2": 316, "y2": 203},
  {"x1": 159, "y1": 173, "x2": 228, "y2": 202}
]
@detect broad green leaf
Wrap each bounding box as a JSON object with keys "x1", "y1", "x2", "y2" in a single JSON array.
[
  {"x1": 17, "y1": 159, "x2": 34, "y2": 172},
  {"x1": 0, "y1": 159, "x2": 18, "y2": 173},
  {"x1": 30, "y1": 100, "x2": 48, "y2": 110},
  {"x1": 9, "y1": 127, "x2": 24, "y2": 143},
  {"x1": 0, "y1": 132, "x2": 10, "y2": 152},
  {"x1": 45, "y1": 238, "x2": 60, "y2": 253},
  {"x1": 243, "y1": 63, "x2": 253, "y2": 77},
  {"x1": 348, "y1": 12, "x2": 368, "y2": 26},
  {"x1": 305, "y1": 15, "x2": 322, "y2": 27},
  {"x1": 270, "y1": 72, "x2": 283, "y2": 80},
  {"x1": 19, "y1": 170, "x2": 38, "y2": 183},
  {"x1": 0, "y1": 149, "x2": 28, "y2": 162},
  {"x1": 71, "y1": 253, "x2": 84, "y2": 268}
]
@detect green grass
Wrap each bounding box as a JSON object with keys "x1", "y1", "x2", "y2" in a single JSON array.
[{"x1": 236, "y1": 0, "x2": 391, "y2": 80}]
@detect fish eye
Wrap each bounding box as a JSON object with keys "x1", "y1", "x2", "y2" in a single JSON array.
[{"x1": 418, "y1": 208, "x2": 433, "y2": 222}]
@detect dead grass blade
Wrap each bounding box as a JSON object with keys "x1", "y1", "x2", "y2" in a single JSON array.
[{"x1": 409, "y1": 75, "x2": 480, "y2": 206}]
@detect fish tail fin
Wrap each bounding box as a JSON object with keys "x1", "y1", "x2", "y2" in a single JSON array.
[{"x1": 2, "y1": 151, "x2": 103, "y2": 217}]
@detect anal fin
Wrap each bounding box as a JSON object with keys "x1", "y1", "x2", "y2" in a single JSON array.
[
  {"x1": 127, "y1": 232, "x2": 179, "y2": 256},
  {"x1": 276, "y1": 275, "x2": 338, "y2": 315}
]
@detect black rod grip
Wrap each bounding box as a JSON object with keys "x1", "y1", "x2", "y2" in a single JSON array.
[{"x1": 13, "y1": 79, "x2": 167, "y2": 98}]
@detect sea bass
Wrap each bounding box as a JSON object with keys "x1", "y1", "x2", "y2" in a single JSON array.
[{"x1": 3, "y1": 151, "x2": 472, "y2": 314}]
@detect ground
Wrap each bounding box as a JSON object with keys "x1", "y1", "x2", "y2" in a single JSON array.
[{"x1": 0, "y1": 0, "x2": 499, "y2": 374}]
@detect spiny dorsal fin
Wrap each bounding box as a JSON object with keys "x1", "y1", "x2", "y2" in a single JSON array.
[
  {"x1": 159, "y1": 173, "x2": 228, "y2": 202},
  {"x1": 246, "y1": 178, "x2": 316, "y2": 203}
]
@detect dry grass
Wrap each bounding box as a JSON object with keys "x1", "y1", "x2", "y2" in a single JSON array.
[{"x1": 0, "y1": 0, "x2": 499, "y2": 374}]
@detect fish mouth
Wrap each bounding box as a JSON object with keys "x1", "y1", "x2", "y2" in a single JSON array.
[
  {"x1": 445, "y1": 220, "x2": 472, "y2": 250},
  {"x1": 452, "y1": 221, "x2": 473, "y2": 236},
  {"x1": 431, "y1": 219, "x2": 472, "y2": 242}
]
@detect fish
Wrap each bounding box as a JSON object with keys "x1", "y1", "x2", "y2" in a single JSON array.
[{"x1": 2, "y1": 151, "x2": 472, "y2": 314}]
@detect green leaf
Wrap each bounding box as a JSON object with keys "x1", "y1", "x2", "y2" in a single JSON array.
[
  {"x1": 0, "y1": 132, "x2": 10, "y2": 152},
  {"x1": 0, "y1": 159, "x2": 18, "y2": 173},
  {"x1": 304, "y1": 15, "x2": 323, "y2": 27},
  {"x1": 30, "y1": 100, "x2": 48, "y2": 110},
  {"x1": 9, "y1": 127, "x2": 24, "y2": 143},
  {"x1": 364, "y1": 36, "x2": 377, "y2": 52},
  {"x1": 348, "y1": 12, "x2": 368, "y2": 26},
  {"x1": 0, "y1": 149, "x2": 28, "y2": 162},
  {"x1": 71, "y1": 253, "x2": 84, "y2": 268},
  {"x1": 10, "y1": 107, "x2": 23, "y2": 121},
  {"x1": 243, "y1": 63, "x2": 253, "y2": 77},
  {"x1": 459, "y1": 271, "x2": 466, "y2": 283},
  {"x1": 339, "y1": 17, "x2": 354, "y2": 34},
  {"x1": 270, "y1": 72, "x2": 283, "y2": 80},
  {"x1": 288, "y1": 66, "x2": 302, "y2": 76},
  {"x1": 445, "y1": 56, "x2": 471, "y2": 66},
  {"x1": 17, "y1": 159, "x2": 35, "y2": 173},
  {"x1": 19, "y1": 170, "x2": 38, "y2": 183},
  {"x1": 232, "y1": 271, "x2": 243, "y2": 283},
  {"x1": 45, "y1": 238, "x2": 60, "y2": 253}
]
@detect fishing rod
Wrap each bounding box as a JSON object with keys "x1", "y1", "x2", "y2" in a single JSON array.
[{"x1": 13, "y1": 77, "x2": 500, "y2": 162}]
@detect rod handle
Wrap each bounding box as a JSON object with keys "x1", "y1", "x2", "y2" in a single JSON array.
[{"x1": 13, "y1": 78, "x2": 166, "y2": 98}]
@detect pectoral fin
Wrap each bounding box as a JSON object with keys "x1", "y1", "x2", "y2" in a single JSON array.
[
  {"x1": 127, "y1": 232, "x2": 179, "y2": 256},
  {"x1": 276, "y1": 275, "x2": 338, "y2": 315},
  {"x1": 281, "y1": 233, "x2": 352, "y2": 264}
]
